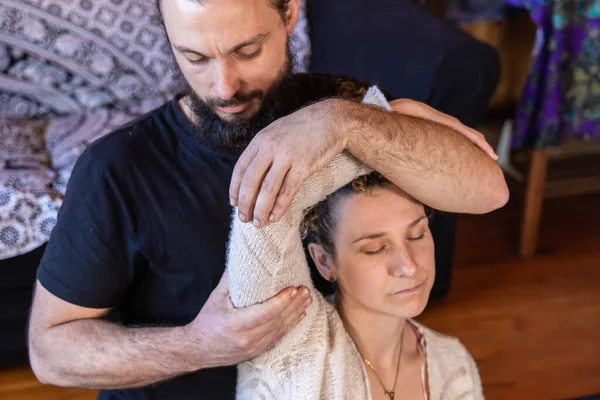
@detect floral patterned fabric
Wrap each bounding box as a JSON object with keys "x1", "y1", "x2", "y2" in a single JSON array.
[
  {"x1": 508, "y1": 0, "x2": 600, "y2": 149},
  {"x1": 0, "y1": 0, "x2": 181, "y2": 118},
  {"x1": 0, "y1": 119, "x2": 62, "y2": 259}
]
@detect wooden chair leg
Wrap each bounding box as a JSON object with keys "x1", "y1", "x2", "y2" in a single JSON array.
[{"x1": 520, "y1": 149, "x2": 549, "y2": 257}]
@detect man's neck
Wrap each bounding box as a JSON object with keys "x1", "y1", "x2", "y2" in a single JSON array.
[{"x1": 336, "y1": 294, "x2": 406, "y2": 371}]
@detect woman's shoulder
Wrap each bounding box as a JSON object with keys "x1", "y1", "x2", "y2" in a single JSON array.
[
  {"x1": 409, "y1": 320, "x2": 473, "y2": 360},
  {"x1": 409, "y1": 320, "x2": 484, "y2": 399}
]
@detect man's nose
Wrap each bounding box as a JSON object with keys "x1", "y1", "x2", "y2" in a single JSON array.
[{"x1": 212, "y1": 60, "x2": 241, "y2": 101}]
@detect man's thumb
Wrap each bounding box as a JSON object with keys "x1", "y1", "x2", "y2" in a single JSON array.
[{"x1": 212, "y1": 269, "x2": 229, "y2": 298}]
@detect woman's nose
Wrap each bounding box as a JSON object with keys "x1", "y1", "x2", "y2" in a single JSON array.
[{"x1": 388, "y1": 248, "x2": 418, "y2": 278}]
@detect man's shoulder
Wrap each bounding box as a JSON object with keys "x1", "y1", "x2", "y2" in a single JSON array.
[{"x1": 84, "y1": 101, "x2": 175, "y2": 170}]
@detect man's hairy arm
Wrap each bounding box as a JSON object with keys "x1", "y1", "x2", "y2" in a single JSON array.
[
  {"x1": 28, "y1": 282, "x2": 197, "y2": 389},
  {"x1": 29, "y1": 276, "x2": 310, "y2": 390},
  {"x1": 343, "y1": 99, "x2": 508, "y2": 214}
]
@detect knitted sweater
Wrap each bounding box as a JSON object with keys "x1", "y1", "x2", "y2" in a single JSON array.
[{"x1": 226, "y1": 87, "x2": 483, "y2": 400}]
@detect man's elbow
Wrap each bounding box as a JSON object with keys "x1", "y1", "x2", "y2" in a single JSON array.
[
  {"x1": 488, "y1": 184, "x2": 509, "y2": 213},
  {"x1": 29, "y1": 336, "x2": 67, "y2": 387},
  {"x1": 31, "y1": 366, "x2": 53, "y2": 386},
  {"x1": 495, "y1": 179, "x2": 510, "y2": 209},
  {"x1": 29, "y1": 346, "x2": 52, "y2": 385},
  {"x1": 482, "y1": 172, "x2": 510, "y2": 214}
]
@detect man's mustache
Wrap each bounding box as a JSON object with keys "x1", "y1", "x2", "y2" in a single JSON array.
[{"x1": 206, "y1": 91, "x2": 262, "y2": 108}]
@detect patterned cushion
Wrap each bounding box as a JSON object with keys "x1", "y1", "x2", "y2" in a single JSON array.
[
  {"x1": 0, "y1": 119, "x2": 62, "y2": 259},
  {"x1": 0, "y1": 0, "x2": 180, "y2": 117},
  {"x1": 0, "y1": 0, "x2": 311, "y2": 118}
]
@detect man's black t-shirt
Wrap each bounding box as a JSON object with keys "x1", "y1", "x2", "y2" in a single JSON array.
[{"x1": 38, "y1": 73, "x2": 374, "y2": 399}]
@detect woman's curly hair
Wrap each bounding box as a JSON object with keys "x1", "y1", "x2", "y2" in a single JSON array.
[{"x1": 301, "y1": 172, "x2": 390, "y2": 255}]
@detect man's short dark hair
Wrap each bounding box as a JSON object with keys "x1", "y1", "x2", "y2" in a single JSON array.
[{"x1": 156, "y1": 0, "x2": 291, "y2": 21}]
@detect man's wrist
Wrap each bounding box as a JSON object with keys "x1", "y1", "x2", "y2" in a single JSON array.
[
  {"x1": 173, "y1": 324, "x2": 206, "y2": 372},
  {"x1": 321, "y1": 98, "x2": 363, "y2": 152}
]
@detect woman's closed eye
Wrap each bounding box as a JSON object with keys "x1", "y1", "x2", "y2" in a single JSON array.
[
  {"x1": 408, "y1": 233, "x2": 426, "y2": 241},
  {"x1": 364, "y1": 246, "x2": 386, "y2": 256}
]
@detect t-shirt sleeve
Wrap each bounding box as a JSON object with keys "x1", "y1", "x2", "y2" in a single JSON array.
[{"x1": 37, "y1": 150, "x2": 137, "y2": 309}]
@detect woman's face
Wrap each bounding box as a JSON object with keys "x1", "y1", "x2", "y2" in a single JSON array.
[{"x1": 313, "y1": 185, "x2": 435, "y2": 319}]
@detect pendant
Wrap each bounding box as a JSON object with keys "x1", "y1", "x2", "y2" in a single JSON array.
[{"x1": 385, "y1": 391, "x2": 395, "y2": 400}]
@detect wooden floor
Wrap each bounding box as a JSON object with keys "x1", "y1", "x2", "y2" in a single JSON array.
[
  {"x1": 1, "y1": 192, "x2": 599, "y2": 400},
  {"x1": 419, "y1": 191, "x2": 600, "y2": 400}
]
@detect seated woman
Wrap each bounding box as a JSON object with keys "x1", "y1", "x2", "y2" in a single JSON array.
[
  {"x1": 302, "y1": 171, "x2": 483, "y2": 400},
  {"x1": 226, "y1": 88, "x2": 483, "y2": 400}
]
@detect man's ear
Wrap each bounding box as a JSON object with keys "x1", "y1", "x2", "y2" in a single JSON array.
[
  {"x1": 308, "y1": 243, "x2": 336, "y2": 281},
  {"x1": 284, "y1": 0, "x2": 300, "y2": 35}
]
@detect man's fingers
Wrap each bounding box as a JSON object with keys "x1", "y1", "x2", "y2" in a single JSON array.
[
  {"x1": 403, "y1": 102, "x2": 498, "y2": 160},
  {"x1": 267, "y1": 286, "x2": 310, "y2": 330},
  {"x1": 211, "y1": 270, "x2": 229, "y2": 299},
  {"x1": 257, "y1": 308, "x2": 308, "y2": 354},
  {"x1": 468, "y1": 129, "x2": 497, "y2": 160},
  {"x1": 252, "y1": 160, "x2": 291, "y2": 228},
  {"x1": 230, "y1": 145, "x2": 259, "y2": 208},
  {"x1": 236, "y1": 153, "x2": 274, "y2": 224},
  {"x1": 429, "y1": 109, "x2": 497, "y2": 160},
  {"x1": 280, "y1": 295, "x2": 310, "y2": 330},
  {"x1": 455, "y1": 125, "x2": 496, "y2": 160},
  {"x1": 247, "y1": 287, "x2": 311, "y2": 338},
  {"x1": 237, "y1": 286, "x2": 305, "y2": 330},
  {"x1": 268, "y1": 167, "x2": 305, "y2": 223}
]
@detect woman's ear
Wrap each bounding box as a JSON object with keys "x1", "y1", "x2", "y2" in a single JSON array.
[
  {"x1": 284, "y1": 0, "x2": 300, "y2": 35},
  {"x1": 308, "y1": 243, "x2": 336, "y2": 281}
]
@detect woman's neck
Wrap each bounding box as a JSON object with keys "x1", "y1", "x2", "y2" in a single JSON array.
[{"x1": 336, "y1": 294, "x2": 407, "y2": 370}]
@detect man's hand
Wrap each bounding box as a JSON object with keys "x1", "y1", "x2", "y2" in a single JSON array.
[
  {"x1": 389, "y1": 98, "x2": 498, "y2": 160},
  {"x1": 187, "y1": 272, "x2": 312, "y2": 369},
  {"x1": 229, "y1": 100, "x2": 346, "y2": 228}
]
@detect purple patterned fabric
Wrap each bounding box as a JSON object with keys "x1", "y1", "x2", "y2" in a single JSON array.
[{"x1": 507, "y1": 0, "x2": 600, "y2": 149}]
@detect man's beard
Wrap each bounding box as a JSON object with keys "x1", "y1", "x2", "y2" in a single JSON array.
[{"x1": 178, "y1": 46, "x2": 295, "y2": 155}]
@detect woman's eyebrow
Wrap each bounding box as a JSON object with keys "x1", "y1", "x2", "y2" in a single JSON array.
[
  {"x1": 352, "y1": 232, "x2": 385, "y2": 244},
  {"x1": 409, "y1": 215, "x2": 428, "y2": 228},
  {"x1": 352, "y1": 215, "x2": 427, "y2": 244}
]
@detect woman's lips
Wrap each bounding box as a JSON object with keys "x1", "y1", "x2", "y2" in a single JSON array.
[{"x1": 392, "y1": 282, "x2": 424, "y2": 296}]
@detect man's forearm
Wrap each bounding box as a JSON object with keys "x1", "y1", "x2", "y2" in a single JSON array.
[
  {"x1": 30, "y1": 319, "x2": 197, "y2": 390},
  {"x1": 339, "y1": 100, "x2": 508, "y2": 214}
]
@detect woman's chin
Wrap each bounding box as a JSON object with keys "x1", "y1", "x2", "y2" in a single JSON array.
[{"x1": 382, "y1": 294, "x2": 428, "y2": 319}]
